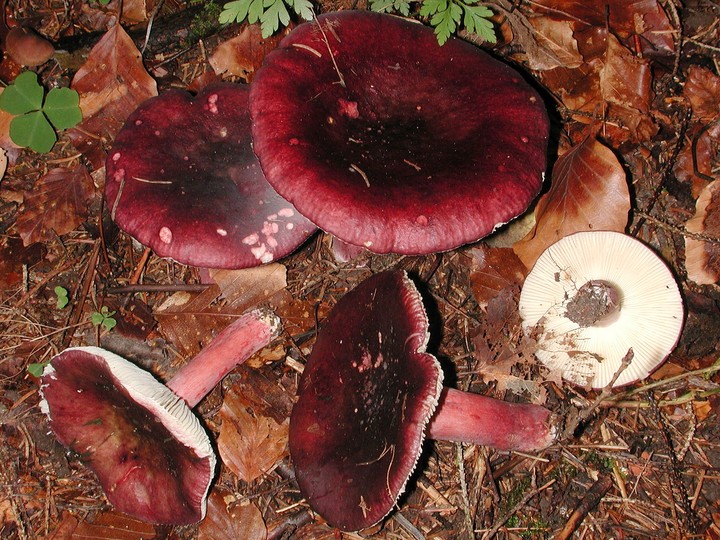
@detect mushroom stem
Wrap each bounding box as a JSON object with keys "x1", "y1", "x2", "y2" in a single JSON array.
[
  {"x1": 167, "y1": 309, "x2": 281, "y2": 407},
  {"x1": 426, "y1": 387, "x2": 556, "y2": 452}
]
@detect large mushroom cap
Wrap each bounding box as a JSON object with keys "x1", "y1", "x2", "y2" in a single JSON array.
[
  {"x1": 105, "y1": 83, "x2": 316, "y2": 269},
  {"x1": 39, "y1": 347, "x2": 215, "y2": 525},
  {"x1": 250, "y1": 11, "x2": 549, "y2": 255},
  {"x1": 289, "y1": 270, "x2": 443, "y2": 531},
  {"x1": 519, "y1": 231, "x2": 685, "y2": 388}
]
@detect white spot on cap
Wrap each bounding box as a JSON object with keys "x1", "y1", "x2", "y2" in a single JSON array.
[
  {"x1": 207, "y1": 94, "x2": 219, "y2": 114},
  {"x1": 219, "y1": 127, "x2": 228, "y2": 137},
  {"x1": 521, "y1": 136, "x2": 529, "y2": 143},
  {"x1": 159, "y1": 227, "x2": 172, "y2": 244},
  {"x1": 242, "y1": 233, "x2": 260, "y2": 245},
  {"x1": 217, "y1": 228, "x2": 228, "y2": 236},
  {"x1": 416, "y1": 215, "x2": 429, "y2": 226},
  {"x1": 112, "y1": 152, "x2": 121, "y2": 162},
  {"x1": 135, "y1": 120, "x2": 143, "y2": 125},
  {"x1": 286, "y1": 223, "x2": 294, "y2": 230},
  {"x1": 278, "y1": 208, "x2": 294, "y2": 218}
]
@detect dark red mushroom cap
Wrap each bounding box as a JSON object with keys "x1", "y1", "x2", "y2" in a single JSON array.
[
  {"x1": 250, "y1": 11, "x2": 549, "y2": 255},
  {"x1": 39, "y1": 347, "x2": 215, "y2": 525},
  {"x1": 105, "y1": 83, "x2": 316, "y2": 269},
  {"x1": 289, "y1": 270, "x2": 443, "y2": 531}
]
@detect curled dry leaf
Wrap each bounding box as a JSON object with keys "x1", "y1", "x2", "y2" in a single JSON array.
[
  {"x1": 685, "y1": 179, "x2": 720, "y2": 285},
  {"x1": 513, "y1": 135, "x2": 630, "y2": 269},
  {"x1": 68, "y1": 24, "x2": 158, "y2": 168},
  {"x1": 14, "y1": 165, "x2": 95, "y2": 246},
  {"x1": 199, "y1": 489, "x2": 267, "y2": 540}
]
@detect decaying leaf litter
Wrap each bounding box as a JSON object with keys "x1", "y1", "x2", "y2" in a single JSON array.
[{"x1": 1, "y1": 0, "x2": 719, "y2": 538}]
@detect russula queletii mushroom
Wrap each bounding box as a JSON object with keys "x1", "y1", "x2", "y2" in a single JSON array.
[
  {"x1": 39, "y1": 308, "x2": 280, "y2": 524},
  {"x1": 518, "y1": 231, "x2": 684, "y2": 388},
  {"x1": 289, "y1": 270, "x2": 556, "y2": 531},
  {"x1": 249, "y1": 11, "x2": 549, "y2": 255},
  {"x1": 105, "y1": 83, "x2": 316, "y2": 269}
]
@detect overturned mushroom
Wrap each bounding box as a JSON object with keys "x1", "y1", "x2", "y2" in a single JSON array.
[
  {"x1": 519, "y1": 231, "x2": 684, "y2": 388},
  {"x1": 39, "y1": 309, "x2": 280, "y2": 524},
  {"x1": 105, "y1": 83, "x2": 316, "y2": 269},
  {"x1": 289, "y1": 271, "x2": 556, "y2": 531},
  {"x1": 250, "y1": 11, "x2": 549, "y2": 255}
]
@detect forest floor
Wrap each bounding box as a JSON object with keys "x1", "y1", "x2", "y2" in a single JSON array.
[{"x1": 0, "y1": 0, "x2": 719, "y2": 539}]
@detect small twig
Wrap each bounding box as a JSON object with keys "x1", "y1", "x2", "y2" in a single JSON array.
[
  {"x1": 455, "y1": 444, "x2": 474, "y2": 540},
  {"x1": 555, "y1": 475, "x2": 613, "y2": 540},
  {"x1": 312, "y1": 10, "x2": 346, "y2": 88},
  {"x1": 481, "y1": 475, "x2": 556, "y2": 540},
  {"x1": 61, "y1": 240, "x2": 100, "y2": 348},
  {"x1": 562, "y1": 348, "x2": 634, "y2": 440},
  {"x1": 350, "y1": 163, "x2": 370, "y2": 187},
  {"x1": 106, "y1": 283, "x2": 210, "y2": 295}
]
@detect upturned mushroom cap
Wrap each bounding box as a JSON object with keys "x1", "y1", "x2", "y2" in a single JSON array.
[
  {"x1": 519, "y1": 231, "x2": 684, "y2": 388},
  {"x1": 39, "y1": 347, "x2": 215, "y2": 525},
  {"x1": 289, "y1": 270, "x2": 443, "y2": 531},
  {"x1": 250, "y1": 11, "x2": 549, "y2": 255},
  {"x1": 105, "y1": 83, "x2": 316, "y2": 268}
]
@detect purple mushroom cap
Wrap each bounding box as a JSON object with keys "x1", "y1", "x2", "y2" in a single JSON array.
[
  {"x1": 105, "y1": 83, "x2": 316, "y2": 268},
  {"x1": 39, "y1": 347, "x2": 215, "y2": 525},
  {"x1": 250, "y1": 11, "x2": 549, "y2": 255},
  {"x1": 289, "y1": 270, "x2": 443, "y2": 531}
]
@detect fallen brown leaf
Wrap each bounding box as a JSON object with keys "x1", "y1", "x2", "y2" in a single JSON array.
[
  {"x1": 217, "y1": 383, "x2": 289, "y2": 483},
  {"x1": 468, "y1": 244, "x2": 527, "y2": 310},
  {"x1": 685, "y1": 179, "x2": 720, "y2": 285},
  {"x1": 684, "y1": 66, "x2": 720, "y2": 123},
  {"x1": 68, "y1": 23, "x2": 158, "y2": 168},
  {"x1": 513, "y1": 135, "x2": 630, "y2": 269},
  {"x1": 210, "y1": 24, "x2": 289, "y2": 82},
  {"x1": 199, "y1": 489, "x2": 267, "y2": 540},
  {"x1": 14, "y1": 165, "x2": 95, "y2": 246}
]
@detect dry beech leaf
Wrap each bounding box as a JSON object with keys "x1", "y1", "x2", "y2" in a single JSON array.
[
  {"x1": 527, "y1": 16, "x2": 583, "y2": 70},
  {"x1": 600, "y1": 32, "x2": 651, "y2": 113},
  {"x1": 14, "y1": 165, "x2": 95, "y2": 246},
  {"x1": 210, "y1": 24, "x2": 289, "y2": 82},
  {"x1": 685, "y1": 179, "x2": 720, "y2": 285},
  {"x1": 68, "y1": 23, "x2": 158, "y2": 168},
  {"x1": 674, "y1": 122, "x2": 720, "y2": 197},
  {"x1": 501, "y1": 7, "x2": 574, "y2": 71},
  {"x1": 684, "y1": 65, "x2": 720, "y2": 123},
  {"x1": 513, "y1": 136, "x2": 630, "y2": 269},
  {"x1": 199, "y1": 489, "x2": 267, "y2": 540},
  {"x1": 539, "y1": 29, "x2": 654, "y2": 144},
  {"x1": 468, "y1": 244, "x2": 527, "y2": 309},
  {"x1": 530, "y1": 0, "x2": 674, "y2": 55},
  {"x1": 217, "y1": 383, "x2": 289, "y2": 483}
]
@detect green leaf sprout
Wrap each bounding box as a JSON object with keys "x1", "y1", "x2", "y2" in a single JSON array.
[
  {"x1": 91, "y1": 306, "x2": 117, "y2": 332},
  {"x1": 27, "y1": 361, "x2": 48, "y2": 378},
  {"x1": 54, "y1": 286, "x2": 69, "y2": 309},
  {"x1": 0, "y1": 71, "x2": 83, "y2": 153}
]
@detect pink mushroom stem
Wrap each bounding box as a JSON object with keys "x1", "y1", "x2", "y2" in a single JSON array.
[
  {"x1": 166, "y1": 308, "x2": 280, "y2": 407},
  {"x1": 426, "y1": 387, "x2": 556, "y2": 452}
]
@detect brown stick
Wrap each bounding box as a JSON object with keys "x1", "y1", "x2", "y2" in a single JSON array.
[{"x1": 555, "y1": 475, "x2": 613, "y2": 540}]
